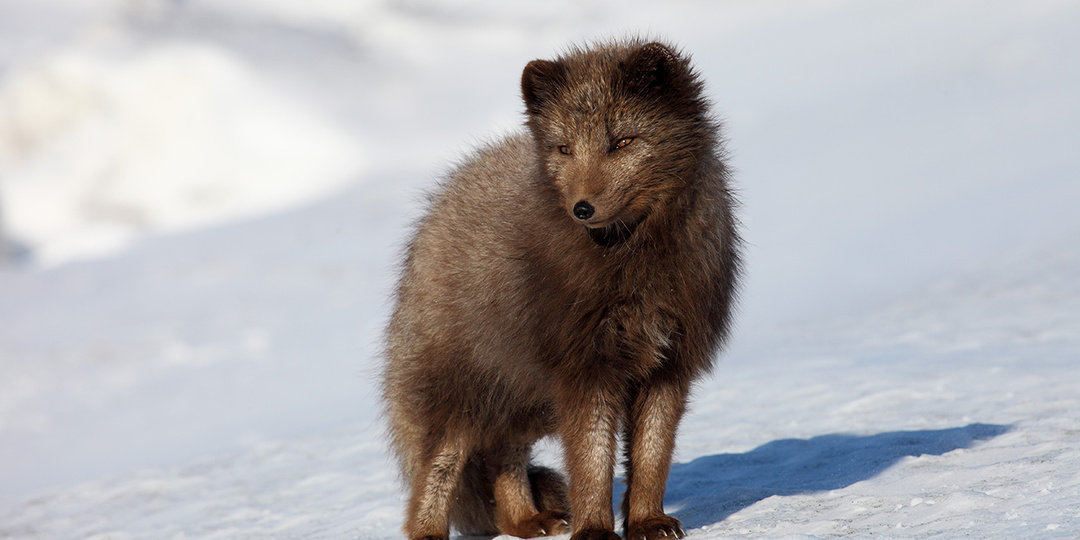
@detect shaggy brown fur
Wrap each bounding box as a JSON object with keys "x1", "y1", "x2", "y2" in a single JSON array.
[{"x1": 382, "y1": 38, "x2": 741, "y2": 540}]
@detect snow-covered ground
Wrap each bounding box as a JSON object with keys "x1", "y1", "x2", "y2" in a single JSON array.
[{"x1": 1, "y1": 0, "x2": 1078, "y2": 538}]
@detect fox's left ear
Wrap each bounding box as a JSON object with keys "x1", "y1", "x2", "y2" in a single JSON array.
[
  {"x1": 621, "y1": 42, "x2": 687, "y2": 96},
  {"x1": 522, "y1": 59, "x2": 567, "y2": 116}
]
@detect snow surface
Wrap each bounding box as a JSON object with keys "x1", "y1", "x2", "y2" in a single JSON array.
[{"x1": 1, "y1": 0, "x2": 1079, "y2": 538}]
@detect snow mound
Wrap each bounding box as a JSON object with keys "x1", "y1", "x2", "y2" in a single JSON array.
[{"x1": 0, "y1": 43, "x2": 364, "y2": 267}]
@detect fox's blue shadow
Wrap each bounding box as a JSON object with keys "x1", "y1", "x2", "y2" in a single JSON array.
[{"x1": 620, "y1": 423, "x2": 1010, "y2": 529}]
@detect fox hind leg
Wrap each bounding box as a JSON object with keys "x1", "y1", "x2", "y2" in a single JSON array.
[
  {"x1": 492, "y1": 445, "x2": 572, "y2": 538},
  {"x1": 448, "y1": 448, "x2": 571, "y2": 538},
  {"x1": 449, "y1": 454, "x2": 498, "y2": 535}
]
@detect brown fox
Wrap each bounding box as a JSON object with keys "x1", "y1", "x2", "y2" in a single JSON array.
[{"x1": 382, "y1": 39, "x2": 740, "y2": 540}]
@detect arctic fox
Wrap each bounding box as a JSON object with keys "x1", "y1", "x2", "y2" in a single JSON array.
[{"x1": 382, "y1": 39, "x2": 741, "y2": 540}]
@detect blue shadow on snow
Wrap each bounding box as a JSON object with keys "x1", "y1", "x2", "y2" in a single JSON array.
[{"x1": 654, "y1": 423, "x2": 1010, "y2": 528}]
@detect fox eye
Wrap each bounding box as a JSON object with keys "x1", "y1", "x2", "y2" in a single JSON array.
[
  {"x1": 614, "y1": 137, "x2": 634, "y2": 150},
  {"x1": 558, "y1": 145, "x2": 572, "y2": 155}
]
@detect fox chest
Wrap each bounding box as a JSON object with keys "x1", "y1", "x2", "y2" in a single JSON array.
[
  {"x1": 528, "y1": 241, "x2": 688, "y2": 375},
  {"x1": 553, "y1": 294, "x2": 681, "y2": 377}
]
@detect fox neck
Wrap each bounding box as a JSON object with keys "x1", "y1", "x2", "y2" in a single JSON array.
[{"x1": 586, "y1": 214, "x2": 645, "y2": 247}]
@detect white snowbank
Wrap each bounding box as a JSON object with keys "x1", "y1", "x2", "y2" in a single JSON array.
[{"x1": 0, "y1": 43, "x2": 364, "y2": 266}]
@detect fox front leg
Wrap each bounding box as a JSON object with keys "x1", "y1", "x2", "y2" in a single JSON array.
[
  {"x1": 559, "y1": 387, "x2": 622, "y2": 540},
  {"x1": 404, "y1": 437, "x2": 468, "y2": 540},
  {"x1": 621, "y1": 376, "x2": 689, "y2": 540}
]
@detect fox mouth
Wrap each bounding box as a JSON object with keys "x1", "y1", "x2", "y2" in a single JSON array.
[{"x1": 586, "y1": 216, "x2": 642, "y2": 247}]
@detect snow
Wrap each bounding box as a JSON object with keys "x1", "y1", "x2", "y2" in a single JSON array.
[
  {"x1": 0, "y1": 40, "x2": 364, "y2": 266},
  {"x1": 1, "y1": 0, "x2": 1078, "y2": 538}
]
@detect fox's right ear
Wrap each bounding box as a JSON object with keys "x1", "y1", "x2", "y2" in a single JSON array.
[{"x1": 522, "y1": 59, "x2": 566, "y2": 115}]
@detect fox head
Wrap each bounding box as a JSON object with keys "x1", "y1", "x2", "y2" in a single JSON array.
[{"x1": 521, "y1": 40, "x2": 715, "y2": 239}]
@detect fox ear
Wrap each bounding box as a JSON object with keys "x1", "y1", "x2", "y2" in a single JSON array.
[
  {"x1": 522, "y1": 59, "x2": 566, "y2": 115},
  {"x1": 622, "y1": 42, "x2": 684, "y2": 95}
]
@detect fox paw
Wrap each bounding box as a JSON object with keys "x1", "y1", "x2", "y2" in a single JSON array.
[
  {"x1": 506, "y1": 510, "x2": 571, "y2": 538},
  {"x1": 570, "y1": 528, "x2": 621, "y2": 540},
  {"x1": 626, "y1": 515, "x2": 685, "y2": 540}
]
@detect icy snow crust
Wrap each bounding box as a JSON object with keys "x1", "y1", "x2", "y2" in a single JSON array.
[{"x1": 2, "y1": 0, "x2": 1079, "y2": 538}]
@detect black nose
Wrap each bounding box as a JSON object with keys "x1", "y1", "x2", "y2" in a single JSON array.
[{"x1": 573, "y1": 201, "x2": 595, "y2": 221}]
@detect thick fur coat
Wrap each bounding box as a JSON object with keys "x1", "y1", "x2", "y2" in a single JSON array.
[{"x1": 382, "y1": 39, "x2": 741, "y2": 540}]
